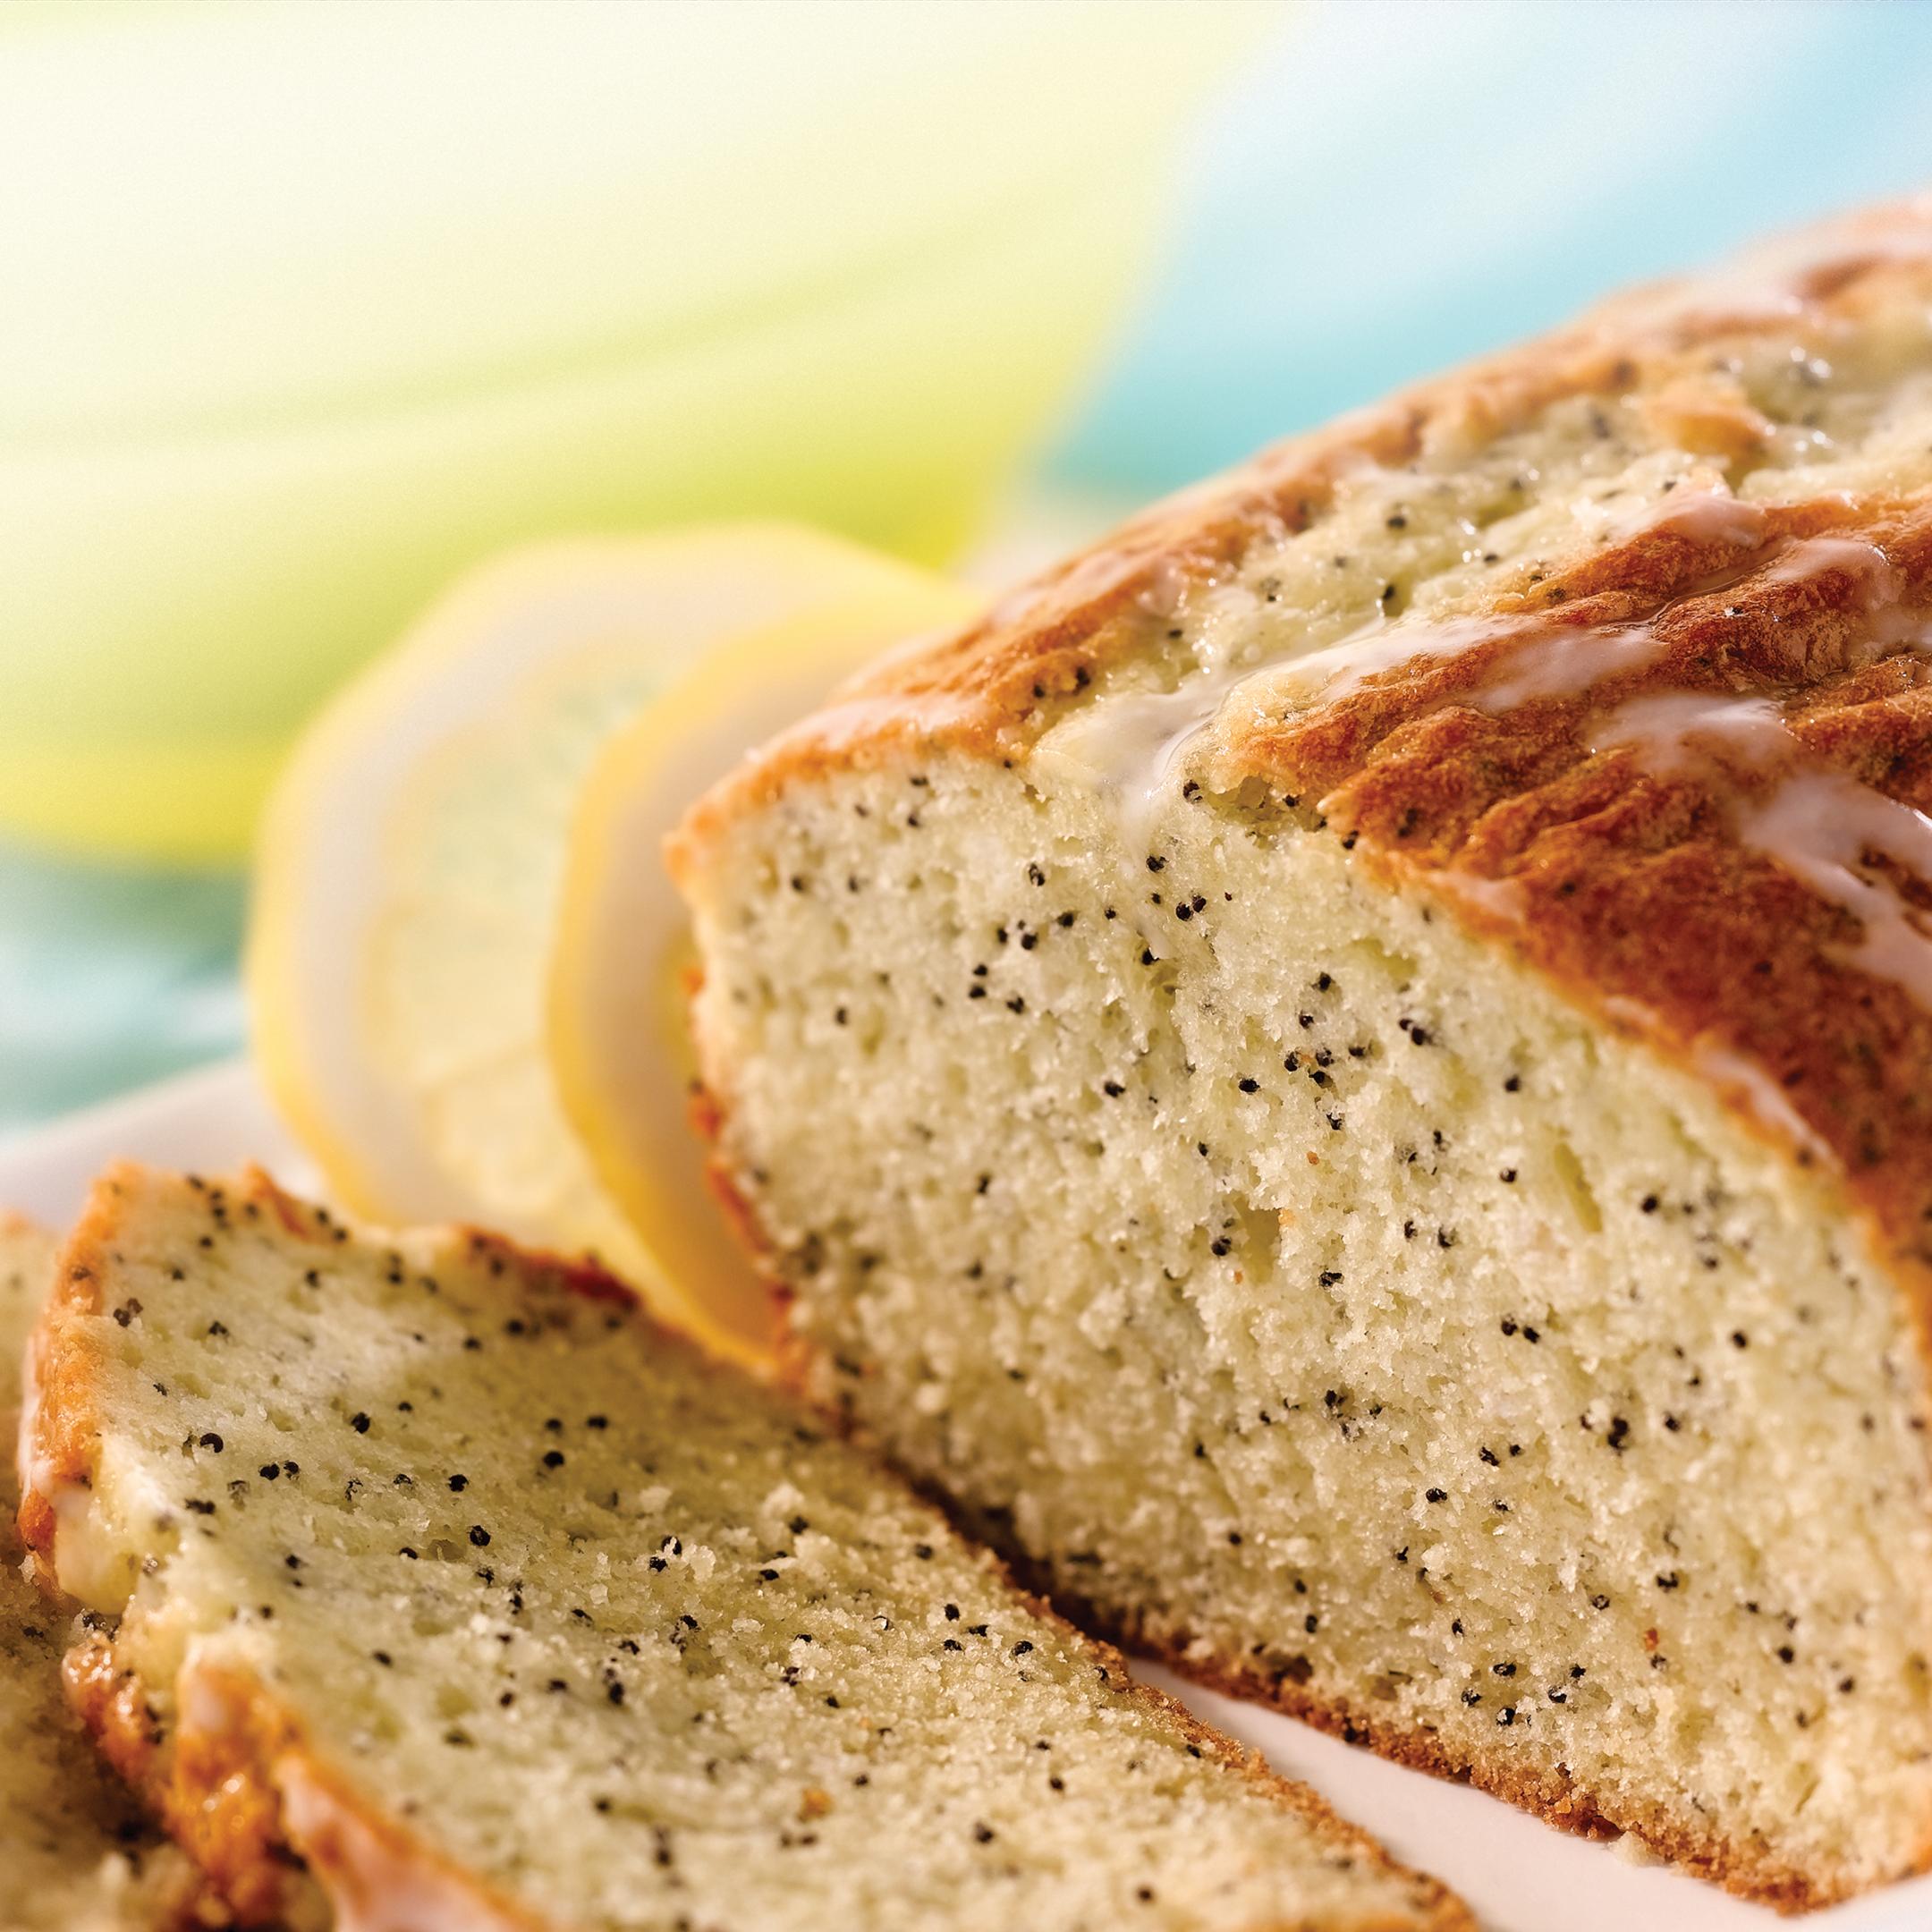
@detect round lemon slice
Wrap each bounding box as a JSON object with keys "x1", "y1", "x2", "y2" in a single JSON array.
[
  {"x1": 547, "y1": 578, "x2": 980, "y2": 1362},
  {"x1": 248, "y1": 522, "x2": 973, "y2": 1360}
]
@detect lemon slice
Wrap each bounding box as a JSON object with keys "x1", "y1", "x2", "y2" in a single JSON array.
[
  {"x1": 248, "y1": 523, "x2": 972, "y2": 1360},
  {"x1": 547, "y1": 576, "x2": 980, "y2": 1361}
]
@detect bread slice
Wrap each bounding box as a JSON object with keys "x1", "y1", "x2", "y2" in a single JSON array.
[
  {"x1": 18, "y1": 1164, "x2": 1469, "y2": 1932},
  {"x1": 668, "y1": 199, "x2": 1932, "y2": 1911},
  {"x1": 0, "y1": 1215, "x2": 221, "y2": 1932}
]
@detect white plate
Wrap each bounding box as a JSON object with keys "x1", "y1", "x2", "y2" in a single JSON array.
[{"x1": 4, "y1": 1059, "x2": 1926, "y2": 1932}]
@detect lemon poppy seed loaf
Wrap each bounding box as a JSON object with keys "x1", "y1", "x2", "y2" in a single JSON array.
[
  {"x1": 0, "y1": 1216, "x2": 225, "y2": 1932},
  {"x1": 18, "y1": 1164, "x2": 1468, "y2": 1932},
  {"x1": 669, "y1": 199, "x2": 1932, "y2": 1911}
]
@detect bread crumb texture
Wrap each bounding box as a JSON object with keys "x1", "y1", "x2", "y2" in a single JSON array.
[
  {"x1": 677, "y1": 200, "x2": 1932, "y2": 1911},
  {"x1": 0, "y1": 1217, "x2": 222, "y2": 1932},
  {"x1": 20, "y1": 1165, "x2": 1466, "y2": 1932}
]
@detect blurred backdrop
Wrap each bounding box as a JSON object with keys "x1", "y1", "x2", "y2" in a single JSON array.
[{"x1": 5, "y1": 0, "x2": 1932, "y2": 1130}]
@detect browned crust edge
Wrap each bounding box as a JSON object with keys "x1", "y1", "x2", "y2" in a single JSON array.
[
  {"x1": 17, "y1": 1174, "x2": 116, "y2": 1579},
  {"x1": 1, "y1": 1207, "x2": 52, "y2": 1491},
  {"x1": 1023, "y1": 1583, "x2": 1852, "y2": 1919},
  {"x1": 3, "y1": 1208, "x2": 228, "y2": 1932},
  {"x1": 1233, "y1": 488, "x2": 1932, "y2": 1347},
  {"x1": 64, "y1": 1631, "x2": 543, "y2": 1932},
  {"x1": 22, "y1": 1162, "x2": 1470, "y2": 1932},
  {"x1": 999, "y1": 1579, "x2": 1477, "y2": 1932}
]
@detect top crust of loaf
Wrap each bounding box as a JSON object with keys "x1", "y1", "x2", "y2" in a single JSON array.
[
  {"x1": 673, "y1": 197, "x2": 1932, "y2": 1331},
  {"x1": 20, "y1": 1165, "x2": 1472, "y2": 1932}
]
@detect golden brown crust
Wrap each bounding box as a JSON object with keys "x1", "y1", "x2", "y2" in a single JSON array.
[
  {"x1": 63, "y1": 1639, "x2": 293, "y2": 1928},
  {"x1": 17, "y1": 1170, "x2": 120, "y2": 1572},
  {"x1": 674, "y1": 199, "x2": 1932, "y2": 849},
  {"x1": 64, "y1": 1634, "x2": 543, "y2": 1932},
  {"x1": 962, "y1": 1541, "x2": 1879, "y2": 1916},
  {"x1": 4, "y1": 1212, "x2": 227, "y2": 1932},
  {"x1": 1131, "y1": 1623, "x2": 1830, "y2": 1915},
  {"x1": 22, "y1": 1172, "x2": 309, "y2": 1928},
  {"x1": 0, "y1": 1207, "x2": 50, "y2": 1545}
]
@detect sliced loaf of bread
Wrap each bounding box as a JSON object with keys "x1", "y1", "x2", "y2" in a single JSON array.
[
  {"x1": 18, "y1": 1164, "x2": 1469, "y2": 1932},
  {"x1": 665, "y1": 199, "x2": 1932, "y2": 1908},
  {"x1": 1, "y1": 1216, "x2": 221, "y2": 1932}
]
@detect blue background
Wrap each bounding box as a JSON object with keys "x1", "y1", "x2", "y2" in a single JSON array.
[
  {"x1": 7, "y1": 0, "x2": 1932, "y2": 1131},
  {"x1": 1056, "y1": 0, "x2": 1932, "y2": 494}
]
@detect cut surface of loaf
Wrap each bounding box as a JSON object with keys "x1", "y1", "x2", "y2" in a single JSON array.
[
  {"x1": 18, "y1": 1163, "x2": 1468, "y2": 1932},
  {"x1": 0, "y1": 1216, "x2": 218, "y2": 1932},
  {"x1": 671, "y1": 199, "x2": 1932, "y2": 1911}
]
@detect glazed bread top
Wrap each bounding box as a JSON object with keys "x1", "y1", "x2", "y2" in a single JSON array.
[{"x1": 675, "y1": 197, "x2": 1932, "y2": 1314}]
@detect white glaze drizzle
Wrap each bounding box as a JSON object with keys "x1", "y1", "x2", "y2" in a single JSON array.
[
  {"x1": 1688, "y1": 1039, "x2": 1840, "y2": 1169},
  {"x1": 1758, "y1": 534, "x2": 1916, "y2": 654},
  {"x1": 1046, "y1": 598, "x2": 1656, "y2": 849},
  {"x1": 1592, "y1": 689, "x2": 1932, "y2": 1013},
  {"x1": 1019, "y1": 195, "x2": 1932, "y2": 839},
  {"x1": 275, "y1": 1745, "x2": 534, "y2": 1932},
  {"x1": 13, "y1": 1329, "x2": 129, "y2": 1607},
  {"x1": 1046, "y1": 488, "x2": 1857, "y2": 839},
  {"x1": 1470, "y1": 623, "x2": 1665, "y2": 714},
  {"x1": 1035, "y1": 614, "x2": 1389, "y2": 851},
  {"x1": 1760, "y1": 533, "x2": 1890, "y2": 593},
  {"x1": 1741, "y1": 769, "x2": 1932, "y2": 1011},
  {"x1": 1597, "y1": 995, "x2": 1843, "y2": 1173},
  {"x1": 1425, "y1": 867, "x2": 1530, "y2": 924},
  {"x1": 1275, "y1": 614, "x2": 1503, "y2": 706},
  {"x1": 1606, "y1": 487, "x2": 1770, "y2": 548},
  {"x1": 1590, "y1": 691, "x2": 1791, "y2": 771}
]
